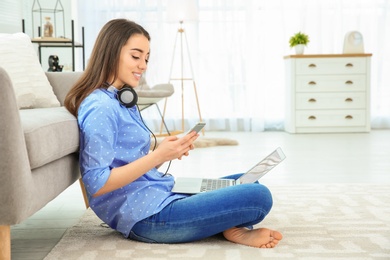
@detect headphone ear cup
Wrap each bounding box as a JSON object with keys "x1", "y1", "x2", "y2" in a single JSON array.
[{"x1": 117, "y1": 87, "x2": 138, "y2": 108}]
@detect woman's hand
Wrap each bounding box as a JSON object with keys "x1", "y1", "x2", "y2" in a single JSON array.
[{"x1": 154, "y1": 131, "x2": 198, "y2": 163}]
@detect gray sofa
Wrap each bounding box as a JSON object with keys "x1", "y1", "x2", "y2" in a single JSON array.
[{"x1": 0, "y1": 67, "x2": 86, "y2": 260}]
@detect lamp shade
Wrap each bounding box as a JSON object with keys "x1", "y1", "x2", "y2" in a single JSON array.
[{"x1": 166, "y1": 0, "x2": 199, "y2": 23}]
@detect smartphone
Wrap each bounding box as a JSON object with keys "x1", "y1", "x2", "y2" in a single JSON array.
[{"x1": 186, "y1": 122, "x2": 206, "y2": 135}]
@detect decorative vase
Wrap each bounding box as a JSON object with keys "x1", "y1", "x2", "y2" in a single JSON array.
[
  {"x1": 43, "y1": 17, "x2": 54, "y2": 37},
  {"x1": 294, "y1": 44, "x2": 305, "y2": 54}
]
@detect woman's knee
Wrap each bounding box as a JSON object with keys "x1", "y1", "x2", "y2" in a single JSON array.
[
  {"x1": 246, "y1": 184, "x2": 273, "y2": 215},
  {"x1": 231, "y1": 184, "x2": 273, "y2": 226}
]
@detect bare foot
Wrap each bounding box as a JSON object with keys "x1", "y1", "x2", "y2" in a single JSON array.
[{"x1": 223, "y1": 227, "x2": 283, "y2": 248}]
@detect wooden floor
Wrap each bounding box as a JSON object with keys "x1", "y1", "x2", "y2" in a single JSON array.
[{"x1": 10, "y1": 130, "x2": 390, "y2": 259}]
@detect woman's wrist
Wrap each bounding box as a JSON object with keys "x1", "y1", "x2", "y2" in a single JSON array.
[{"x1": 148, "y1": 149, "x2": 166, "y2": 168}]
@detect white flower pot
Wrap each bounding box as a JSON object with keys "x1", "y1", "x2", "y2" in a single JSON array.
[{"x1": 294, "y1": 44, "x2": 305, "y2": 54}]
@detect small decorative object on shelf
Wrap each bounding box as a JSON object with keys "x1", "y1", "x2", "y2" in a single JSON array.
[
  {"x1": 43, "y1": 17, "x2": 54, "y2": 37},
  {"x1": 48, "y1": 55, "x2": 63, "y2": 72},
  {"x1": 343, "y1": 31, "x2": 364, "y2": 54},
  {"x1": 32, "y1": 0, "x2": 65, "y2": 38},
  {"x1": 289, "y1": 31, "x2": 310, "y2": 54}
]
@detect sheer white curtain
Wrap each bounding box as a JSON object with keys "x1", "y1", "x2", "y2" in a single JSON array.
[{"x1": 77, "y1": 0, "x2": 390, "y2": 131}]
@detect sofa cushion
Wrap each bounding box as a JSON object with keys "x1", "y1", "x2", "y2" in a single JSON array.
[
  {"x1": 0, "y1": 32, "x2": 60, "y2": 109},
  {"x1": 20, "y1": 107, "x2": 79, "y2": 169}
]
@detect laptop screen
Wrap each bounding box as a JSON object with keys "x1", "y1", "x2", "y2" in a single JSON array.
[{"x1": 238, "y1": 147, "x2": 286, "y2": 184}]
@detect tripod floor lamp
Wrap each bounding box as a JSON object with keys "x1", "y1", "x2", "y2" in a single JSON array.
[{"x1": 163, "y1": 0, "x2": 203, "y2": 134}]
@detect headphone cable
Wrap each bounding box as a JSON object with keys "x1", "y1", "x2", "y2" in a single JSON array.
[{"x1": 136, "y1": 104, "x2": 171, "y2": 177}]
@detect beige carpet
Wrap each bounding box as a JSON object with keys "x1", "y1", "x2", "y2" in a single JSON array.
[
  {"x1": 44, "y1": 184, "x2": 390, "y2": 260},
  {"x1": 152, "y1": 137, "x2": 239, "y2": 148}
]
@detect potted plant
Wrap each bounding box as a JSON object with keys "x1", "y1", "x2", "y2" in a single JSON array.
[{"x1": 289, "y1": 32, "x2": 310, "y2": 54}]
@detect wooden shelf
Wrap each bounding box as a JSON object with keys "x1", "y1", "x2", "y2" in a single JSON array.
[{"x1": 31, "y1": 37, "x2": 72, "y2": 43}]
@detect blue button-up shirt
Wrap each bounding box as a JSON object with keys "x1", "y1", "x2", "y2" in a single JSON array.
[{"x1": 77, "y1": 88, "x2": 186, "y2": 237}]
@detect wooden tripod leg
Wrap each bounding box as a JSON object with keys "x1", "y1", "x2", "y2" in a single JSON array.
[
  {"x1": 0, "y1": 225, "x2": 11, "y2": 260},
  {"x1": 79, "y1": 178, "x2": 89, "y2": 209},
  {"x1": 159, "y1": 97, "x2": 168, "y2": 135},
  {"x1": 192, "y1": 81, "x2": 204, "y2": 135}
]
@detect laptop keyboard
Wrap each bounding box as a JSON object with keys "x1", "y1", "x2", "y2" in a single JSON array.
[{"x1": 200, "y1": 179, "x2": 231, "y2": 192}]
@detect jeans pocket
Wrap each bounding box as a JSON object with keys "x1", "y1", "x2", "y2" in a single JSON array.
[{"x1": 128, "y1": 230, "x2": 157, "y2": 243}]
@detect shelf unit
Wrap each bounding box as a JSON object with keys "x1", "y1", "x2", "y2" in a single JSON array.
[{"x1": 23, "y1": 19, "x2": 85, "y2": 71}]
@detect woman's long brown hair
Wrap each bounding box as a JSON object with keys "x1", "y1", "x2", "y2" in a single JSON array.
[{"x1": 64, "y1": 19, "x2": 150, "y2": 116}]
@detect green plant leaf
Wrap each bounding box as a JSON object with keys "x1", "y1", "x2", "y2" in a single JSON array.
[{"x1": 289, "y1": 32, "x2": 310, "y2": 47}]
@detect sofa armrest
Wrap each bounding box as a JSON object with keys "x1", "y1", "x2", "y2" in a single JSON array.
[
  {"x1": 0, "y1": 67, "x2": 31, "y2": 223},
  {"x1": 45, "y1": 72, "x2": 83, "y2": 105}
]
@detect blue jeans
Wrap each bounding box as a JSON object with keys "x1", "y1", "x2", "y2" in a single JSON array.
[{"x1": 129, "y1": 174, "x2": 273, "y2": 243}]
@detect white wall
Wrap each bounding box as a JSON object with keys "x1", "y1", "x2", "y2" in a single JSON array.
[{"x1": 0, "y1": 1, "x2": 23, "y2": 33}]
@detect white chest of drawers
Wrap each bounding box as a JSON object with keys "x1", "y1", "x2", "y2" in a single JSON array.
[{"x1": 284, "y1": 54, "x2": 372, "y2": 133}]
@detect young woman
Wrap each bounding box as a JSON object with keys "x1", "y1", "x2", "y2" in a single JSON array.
[{"x1": 65, "y1": 18, "x2": 282, "y2": 248}]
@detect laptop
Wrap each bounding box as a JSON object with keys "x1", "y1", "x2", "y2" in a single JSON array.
[{"x1": 171, "y1": 147, "x2": 286, "y2": 194}]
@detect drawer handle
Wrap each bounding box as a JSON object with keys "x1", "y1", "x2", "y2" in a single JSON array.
[
  {"x1": 308, "y1": 81, "x2": 317, "y2": 85},
  {"x1": 345, "y1": 98, "x2": 353, "y2": 102},
  {"x1": 308, "y1": 98, "x2": 317, "y2": 103},
  {"x1": 345, "y1": 115, "x2": 353, "y2": 119},
  {"x1": 345, "y1": 80, "x2": 353, "y2": 85},
  {"x1": 345, "y1": 63, "x2": 354, "y2": 67},
  {"x1": 308, "y1": 116, "x2": 316, "y2": 120},
  {"x1": 308, "y1": 64, "x2": 317, "y2": 68}
]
